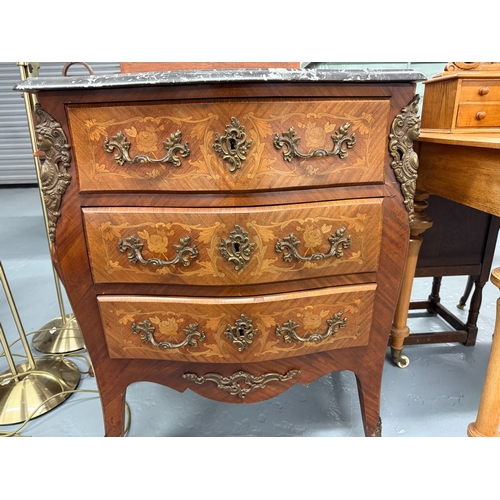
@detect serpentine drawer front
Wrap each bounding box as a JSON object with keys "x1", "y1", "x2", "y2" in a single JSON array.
[
  {"x1": 16, "y1": 68, "x2": 424, "y2": 436},
  {"x1": 66, "y1": 99, "x2": 390, "y2": 192},
  {"x1": 97, "y1": 284, "x2": 376, "y2": 362},
  {"x1": 83, "y1": 199, "x2": 383, "y2": 286}
]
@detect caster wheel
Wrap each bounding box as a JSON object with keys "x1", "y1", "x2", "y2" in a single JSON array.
[{"x1": 396, "y1": 355, "x2": 410, "y2": 368}]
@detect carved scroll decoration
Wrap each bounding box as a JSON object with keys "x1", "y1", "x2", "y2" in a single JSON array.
[
  {"x1": 219, "y1": 225, "x2": 256, "y2": 271},
  {"x1": 104, "y1": 130, "x2": 190, "y2": 167},
  {"x1": 276, "y1": 311, "x2": 347, "y2": 344},
  {"x1": 213, "y1": 117, "x2": 253, "y2": 172},
  {"x1": 224, "y1": 314, "x2": 258, "y2": 352},
  {"x1": 182, "y1": 369, "x2": 301, "y2": 399},
  {"x1": 132, "y1": 319, "x2": 205, "y2": 350},
  {"x1": 274, "y1": 123, "x2": 356, "y2": 162},
  {"x1": 34, "y1": 104, "x2": 72, "y2": 243},
  {"x1": 118, "y1": 234, "x2": 198, "y2": 267},
  {"x1": 388, "y1": 95, "x2": 421, "y2": 226},
  {"x1": 275, "y1": 226, "x2": 351, "y2": 262}
]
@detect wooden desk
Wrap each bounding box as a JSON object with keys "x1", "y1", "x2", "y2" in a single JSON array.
[
  {"x1": 417, "y1": 132, "x2": 500, "y2": 437},
  {"x1": 417, "y1": 132, "x2": 500, "y2": 217}
]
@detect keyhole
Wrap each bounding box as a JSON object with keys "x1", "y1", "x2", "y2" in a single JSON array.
[
  {"x1": 233, "y1": 242, "x2": 240, "y2": 253},
  {"x1": 229, "y1": 137, "x2": 237, "y2": 151},
  {"x1": 237, "y1": 327, "x2": 245, "y2": 339}
]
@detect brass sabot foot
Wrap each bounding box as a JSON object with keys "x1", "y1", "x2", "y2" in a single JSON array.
[
  {"x1": 0, "y1": 357, "x2": 80, "y2": 425},
  {"x1": 370, "y1": 418, "x2": 382, "y2": 437},
  {"x1": 32, "y1": 314, "x2": 85, "y2": 354}
]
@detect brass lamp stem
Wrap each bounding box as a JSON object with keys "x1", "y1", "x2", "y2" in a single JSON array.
[
  {"x1": 0, "y1": 323, "x2": 19, "y2": 381},
  {"x1": 17, "y1": 62, "x2": 67, "y2": 322},
  {"x1": 0, "y1": 262, "x2": 36, "y2": 370}
]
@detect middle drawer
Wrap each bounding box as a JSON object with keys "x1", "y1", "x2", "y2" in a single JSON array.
[{"x1": 83, "y1": 199, "x2": 383, "y2": 286}]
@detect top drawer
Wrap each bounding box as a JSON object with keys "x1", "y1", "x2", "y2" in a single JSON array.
[
  {"x1": 66, "y1": 99, "x2": 390, "y2": 193},
  {"x1": 460, "y1": 79, "x2": 500, "y2": 102}
]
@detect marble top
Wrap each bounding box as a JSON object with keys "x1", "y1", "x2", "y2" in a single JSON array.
[{"x1": 14, "y1": 68, "x2": 426, "y2": 92}]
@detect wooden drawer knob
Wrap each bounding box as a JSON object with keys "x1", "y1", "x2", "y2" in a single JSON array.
[
  {"x1": 476, "y1": 111, "x2": 487, "y2": 121},
  {"x1": 478, "y1": 87, "x2": 490, "y2": 96}
]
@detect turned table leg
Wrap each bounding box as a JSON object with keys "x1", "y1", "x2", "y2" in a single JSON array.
[
  {"x1": 467, "y1": 268, "x2": 500, "y2": 437},
  {"x1": 390, "y1": 191, "x2": 433, "y2": 367}
]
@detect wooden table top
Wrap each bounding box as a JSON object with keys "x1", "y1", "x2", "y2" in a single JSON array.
[{"x1": 418, "y1": 131, "x2": 500, "y2": 149}]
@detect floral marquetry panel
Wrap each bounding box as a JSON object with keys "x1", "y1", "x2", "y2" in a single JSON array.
[
  {"x1": 97, "y1": 284, "x2": 376, "y2": 362},
  {"x1": 82, "y1": 199, "x2": 383, "y2": 286},
  {"x1": 66, "y1": 99, "x2": 390, "y2": 193}
]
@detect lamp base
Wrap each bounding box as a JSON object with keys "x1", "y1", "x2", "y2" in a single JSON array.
[
  {"x1": 32, "y1": 314, "x2": 85, "y2": 354},
  {"x1": 0, "y1": 357, "x2": 81, "y2": 425}
]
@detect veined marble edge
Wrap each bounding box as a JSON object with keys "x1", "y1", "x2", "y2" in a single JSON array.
[{"x1": 13, "y1": 68, "x2": 427, "y2": 91}]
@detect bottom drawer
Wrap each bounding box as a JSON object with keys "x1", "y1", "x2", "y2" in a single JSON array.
[
  {"x1": 98, "y1": 284, "x2": 376, "y2": 363},
  {"x1": 456, "y1": 103, "x2": 500, "y2": 127}
]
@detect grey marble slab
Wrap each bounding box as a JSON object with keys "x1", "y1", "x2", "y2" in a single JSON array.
[{"x1": 13, "y1": 68, "x2": 426, "y2": 92}]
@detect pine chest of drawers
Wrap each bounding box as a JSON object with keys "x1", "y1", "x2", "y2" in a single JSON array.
[
  {"x1": 16, "y1": 68, "x2": 424, "y2": 436},
  {"x1": 420, "y1": 69, "x2": 500, "y2": 132}
]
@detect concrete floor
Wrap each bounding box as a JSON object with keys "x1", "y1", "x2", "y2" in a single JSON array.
[{"x1": 1, "y1": 186, "x2": 499, "y2": 438}]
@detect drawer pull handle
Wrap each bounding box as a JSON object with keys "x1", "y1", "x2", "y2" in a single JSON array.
[
  {"x1": 273, "y1": 122, "x2": 356, "y2": 161},
  {"x1": 276, "y1": 311, "x2": 347, "y2": 344},
  {"x1": 224, "y1": 314, "x2": 258, "y2": 352},
  {"x1": 275, "y1": 226, "x2": 351, "y2": 262},
  {"x1": 219, "y1": 225, "x2": 255, "y2": 271},
  {"x1": 132, "y1": 319, "x2": 205, "y2": 350},
  {"x1": 213, "y1": 117, "x2": 252, "y2": 172},
  {"x1": 478, "y1": 87, "x2": 490, "y2": 96},
  {"x1": 104, "y1": 130, "x2": 190, "y2": 167},
  {"x1": 476, "y1": 111, "x2": 487, "y2": 121},
  {"x1": 118, "y1": 234, "x2": 198, "y2": 267},
  {"x1": 182, "y1": 369, "x2": 301, "y2": 399}
]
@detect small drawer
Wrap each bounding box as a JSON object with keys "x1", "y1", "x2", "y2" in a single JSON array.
[
  {"x1": 460, "y1": 79, "x2": 500, "y2": 102},
  {"x1": 456, "y1": 103, "x2": 500, "y2": 128},
  {"x1": 97, "y1": 283, "x2": 376, "y2": 362},
  {"x1": 83, "y1": 199, "x2": 383, "y2": 286},
  {"x1": 66, "y1": 98, "x2": 390, "y2": 193}
]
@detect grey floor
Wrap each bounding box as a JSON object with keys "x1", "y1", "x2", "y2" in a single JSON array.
[{"x1": 1, "y1": 186, "x2": 499, "y2": 438}]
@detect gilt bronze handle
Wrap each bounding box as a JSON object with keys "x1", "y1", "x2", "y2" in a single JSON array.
[
  {"x1": 273, "y1": 123, "x2": 356, "y2": 162},
  {"x1": 275, "y1": 226, "x2": 351, "y2": 262},
  {"x1": 118, "y1": 234, "x2": 198, "y2": 267},
  {"x1": 132, "y1": 319, "x2": 205, "y2": 350},
  {"x1": 104, "y1": 130, "x2": 190, "y2": 167},
  {"x1": 276, "y1": 311, "x2": 347, "y2": 344}
]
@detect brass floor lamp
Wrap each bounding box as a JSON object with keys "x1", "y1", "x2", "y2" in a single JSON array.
[
  {"x1": 17, "y1": 62, "x2": 84, "y2": 354},
  {"x1": 0, "y1": 262, "x2": 80, "y2": 425}
]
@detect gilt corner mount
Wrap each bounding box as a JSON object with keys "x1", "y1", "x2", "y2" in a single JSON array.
[
  {"x1": 388, "y1": 95, "x2": 421, "y2": 226},
  {"x1": 34, "y1": 104, "x2": 72, "y2": 243}
]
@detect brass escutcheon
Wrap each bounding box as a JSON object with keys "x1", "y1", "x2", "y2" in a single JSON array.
[
  {"x1": 224, "y1": 314, "x2": 258, "y2": 352},
  {"x1": 219, "y1": 225, "x2": 255, "y2": 271},
  {"x1": 213, "y1": 117, "x2": 252, "y2": 172}
]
